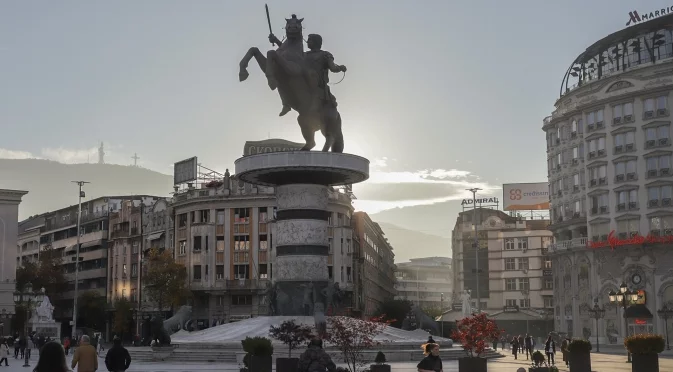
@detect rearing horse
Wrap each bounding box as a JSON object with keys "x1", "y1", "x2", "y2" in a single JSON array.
[{"x1": 239, "y1": 15, "x2": 343, "y2": 152}]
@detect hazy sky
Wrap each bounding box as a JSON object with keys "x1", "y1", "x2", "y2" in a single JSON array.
[{"x1": 0, "y1": 0, "x2": 659, "y2": 237}]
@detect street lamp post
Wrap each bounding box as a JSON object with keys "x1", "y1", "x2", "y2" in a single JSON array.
[
  {"x1": 588, "y1": 302, "x2": 606, "y2": 352},
  {"x1": 466, "y1": 188, "x2": 482, "y2": 313},
  {"x1": 609, "y1": 282, "x2": 639, "y2": 362},
  {"x1": 657, "y1": 305, "x2": 673, "y2": 350},
  {"x1": 70, "y1": 180, "x2": 89, "y2": 341},
  {"x1": 14, "y1": 283, "x2": 45, "y2": 367},
  {"x1": 440, "y1": 293, "x2": 444, "y2": 338}
]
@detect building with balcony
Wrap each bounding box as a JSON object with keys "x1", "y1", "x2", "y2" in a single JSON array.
[
  {"x1": 140, "y1": 198, "x2": 174, "y2": 316},
  {"x1": 452, "y1": 209, "x2": 553, "y2": 313},
  {"x1": 170, "y1": 173, "x2": 358, "y2": 326},
  {"x1": 351, "y1": 212, "x2": 396, "y2": 317},
  {"x1": 16, "y1": 195, "x2": 157, "y2": 336},
  {"x1": 543, "y1": 14, "x2": 673, "y2": 344},
  {"x1": 395, "y1": 257, "x2": 452, "y2": 311}
]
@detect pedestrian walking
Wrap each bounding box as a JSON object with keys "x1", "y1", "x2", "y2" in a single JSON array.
[
  {"x1": 71, "y1": 335, "x2": 98, "y2": 372},
  {"x1": 417, "y1": 343, "x2": 443, "y2": 372},
  {"x1": 63, "y1": 337, "x2": 70, "y2": 356},
  {"x1": 297, "y1": 338, "x2": 337, "y2": 372},
  {"x1": 33, "y1": 341, "x2": 69, "y2": 372},
  {"x1": 518, "y1": 335, "x2": 524, "y2": 353},
  {"x1": 0, "y1": 339, "x2": 10, "y2": 366},
  {"x1": 105, "y1": 337, "x2": 131, "y2": 372},
  {"x1": 560, "y1": 337, "x2": 570, "y2": 367},
  {"x1": 500, "y1": 336, "x2": 506, "y2": 350},
  {"x1": 26, "y1": 336, "x2": 34, "y2": 362},
  {"x1": 524, "y1": 334, "x2": 534, "y2": 359},
  {"x1": 545, "y1": 335, "x2": 556, "y2": 365},
  {"x1": 511, "y1": 336, "x2": 520, "y2": 360},
  {"x1": 13, "y1": 337, "x2": 20, "y2": 359}
]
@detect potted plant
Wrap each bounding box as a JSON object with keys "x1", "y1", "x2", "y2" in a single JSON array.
[
  {"x1": 370, "y1": 351, "x2": 391, "y2": 372},
  {"x1": 241, "y1": 336, "x2": 274, "y2": 372},
  {"x1": 529, "y1": 350, "x2": 558, "y2": 372},
  {"x1": 625, "y1": 334, "x2": 665, "y2": 372},
  {"x1": 269, "y1": 320, "x2": 313, "y2": 372},
  {"x1": 451, "y1": 313, "x2": 501, "y2": 372},
  {"x1": 567, "y1": 338, "x2": 592, "y2": 372}
]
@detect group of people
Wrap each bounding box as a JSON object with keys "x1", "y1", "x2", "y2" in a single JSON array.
[
  {"x1": 0, "y1": 333, "x2": 39, "y2": 366},
  {"x1": 506, "y1": 333, "x2": 571, "y2": 366}
]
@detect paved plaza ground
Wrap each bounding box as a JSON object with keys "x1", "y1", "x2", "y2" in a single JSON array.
[{"x1": 3, "y1": 351, "x2": 673, "y2": 372}]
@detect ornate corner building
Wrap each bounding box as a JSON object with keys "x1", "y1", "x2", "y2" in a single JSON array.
[{"x1": 543, "y1": 13, "x2": 673, "y2": 344}]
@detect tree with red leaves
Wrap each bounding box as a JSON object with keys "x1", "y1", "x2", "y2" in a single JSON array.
[
  {"x1": 324, "y1": 316, "x2": 390, "y2": 372},
  {"x1": 451, "y1": 313, "x2": 501, "y2": 358}
]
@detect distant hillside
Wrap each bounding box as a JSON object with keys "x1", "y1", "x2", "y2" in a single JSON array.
[
  {"x1": 378, "y1": 222, "x2": 451, "y2": 263},
  {"x1": 0, "y1": 159, "x2": 173, "y2": 219}
]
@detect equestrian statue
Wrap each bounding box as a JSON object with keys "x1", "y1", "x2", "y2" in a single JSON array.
[{"x1": 239, "y1": 6, "x2": 347, "y2": 152}]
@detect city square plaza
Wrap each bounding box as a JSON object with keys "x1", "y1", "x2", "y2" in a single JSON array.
[{"x1": 6, "y1": 350, "x2": 673, "y2": 372}]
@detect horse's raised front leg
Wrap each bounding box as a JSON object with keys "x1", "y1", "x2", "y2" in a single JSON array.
[{"x1": 239, "y1": 47, "x2": 267, "y2": 82}]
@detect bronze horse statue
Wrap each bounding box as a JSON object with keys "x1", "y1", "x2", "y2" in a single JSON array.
[{"x1": 239, "y1": 15, "x2": 344, "y2": 152}]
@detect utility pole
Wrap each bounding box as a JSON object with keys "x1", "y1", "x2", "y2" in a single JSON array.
[
  {"x1": 467, "y1": 188, "x2": 482, "y2": 313},
  {"x1": 71, "y1": 180, "x2": 90, "y2": 341}
]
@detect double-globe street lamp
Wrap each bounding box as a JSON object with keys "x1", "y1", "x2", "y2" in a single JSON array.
[
  {"x1": 588, "y1": 302, "x2": 606, "y2": 352},
  {"x1": 608, "y1": 282, "x2": 639, "y2": 362},
  {"x1": 657, "y1": 305, "x2": 673, "y2": 351}
]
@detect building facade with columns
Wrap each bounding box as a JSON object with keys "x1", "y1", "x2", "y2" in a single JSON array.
[
  {"x1": 0, "y1": 189, "x2": 28, "y2": 336},
  {"x1": 544, "y1": 14, "x2": 673, "y2": 343}
]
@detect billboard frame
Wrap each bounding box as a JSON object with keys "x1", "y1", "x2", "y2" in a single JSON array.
[
  {"x1": 174, "y1": 157, "x2": 198, "y2": 185},
  {"x1": 502, "y1": 182, "x2": 550, "y2": 211}
]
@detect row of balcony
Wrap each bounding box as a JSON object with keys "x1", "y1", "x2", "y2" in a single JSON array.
[
  {"x1": 549, "y1": 237, "x2": 589, "y2": 252},
  {"x1": 190, "y1": 279, "x2": 270, "y2": 291}
]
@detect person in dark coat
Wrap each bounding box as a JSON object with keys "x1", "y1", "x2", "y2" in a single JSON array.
[
  {"x1": 297, "y1": 338, "x2": 336, "y2": 372},
  {"x1": 545, "y1": 335, "x2": 556, "y2": 365},
  {"x1": 417, "y1": 343, "x2": 442, "y2": 372},
  {"x1": 524, "y1": 334, "x2": 533, "y2": 359},
  {"x1": 511, "y1": 336, "x2": 520, "y2": 360},
  {"x1": 105, "y1": 337, "x2": 132, "y2": 372},
  {"x1": 560, "y1": 338, "x2": 570, "y2": 367}
]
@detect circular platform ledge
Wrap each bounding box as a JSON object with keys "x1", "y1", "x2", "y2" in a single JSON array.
[{"x1": 234, "y1": 152, "x2": 369, "y2": 187}]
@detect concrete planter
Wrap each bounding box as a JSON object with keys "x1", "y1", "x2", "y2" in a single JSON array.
[
  {"x1": 250, "y1": 355, "x2": 272, "y2": 372},
  {"x1": 370, "y1": 364, "x2": 392, "y2": 372},
  {"x1": 568, "y1": 352, "x2": 591, "y2": 372},
  {"x1": 276, "y1": 357, "x2": 298, "y2": 372},
  {"x1": 631, "y1": 354, "x2": 659, "y2": 372},
  {"x1": 458, "y1": 357, "x2": 487, "y2": 372},
  {"x1": 151, "y1": 345, "x2": 175, "y2": 361}
]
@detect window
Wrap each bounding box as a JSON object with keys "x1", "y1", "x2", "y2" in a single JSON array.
[
  {"x1": 259, "y1": 235, "x2": 268, "y2": 250},
  {"x1": 517, "y1": 238, "x2": 528, "y2": 250},
  {"x1": 347, "y1": 267, "x2": 352, "y2": 282},
  {"x1": 217, "y1": 210, "x2": 225, "y2": 225},
  {"x1": 591, "y1": 193, "x2": 609, "y2": 214},
  {"x1": 645, "y1": 125, "x2": 670, "y2": 148},
  {"x1": 506, "y1": 299, "x2": 517, "y2": 307},
  {"x1": 504, "y1": 238, "x2": 515, "y2": 250},
  {"x1": 543, "y1": 296, "x2": 554, "y2": 308},
  {"x1": 234, "y1": 235, "x2": 250, "y2": 251},
  {"x1": 132, "y1": 241, "x2": 139, "y2": 254},
  {"x1": 570, "y1": 118, "x2": 583, "y2": 134},
  {"x1": 131, "y1": 263, "x2": 138, "y2": 277},
  {"x1": 613, "y1": 102, "x2": 634, "y2": 123},
  {"x1": 646, "y1": 154, "x2": 672, "y2": 177},
  {"x1": 179, "y1": 241, "x2": 186, "y2": 255},
  {"x1": 617, "y1": 190, "x2": 639, "y2": 211},
  {"x1": 572, "y1": 145, "x2": 584, "y2": 160},
  {"x1": 328, "y1": 266, "x2": 333, "y2": 280},
  {"x1": 518, "y1": 258, "x2": 529, "y2": 270},
  {"x1": 340, "y1": 266, "x2": 344, "y2": 282},
  {"x1": 259, "y1": 207, "x2": 268, "y2": 223},
  {"x1": 232, "y1": 295, "x2": 252, "y2": 306},
  {"x1": 614, "y1": 131, "x2": 635, "y2": 152},
  {"x1": 193, "y1": 265, "x2": 202, "y2": 280},
  {"x1": 587, "y1": 109, "x2": 604, "y2": 128},
  {"x1": 649, "y1": 216, "x2": 673, "y2": 234},
  {"x1": 200, "y1": 210, "x2": 209, "y2": 223},
  {"x1": 588, "y1": 137, "x2": 606, "y2": 157},
  {"x1": 193, "y1": 236, "x2": 202, "y2": 251},
  {"x1": 122, "y1": 263, "x2": 127, "y2": 275},
  {"x1": 259, "y1": 264, "x2": 268, "y2": 279},
  {"x1": 644, "y1": 95, "x2": 669, "y2": 117},
  {"x1": 519, "y1": 299, "x2": 530, "y2": 309},
  {"x1": 505, "y1": 258, "x2": 516, "y2": 270},
  {"x1": 617, "y1": 218, "x2": 639, "y2": 236},
  {"x1": 234, "y1": 264, "x2": 249, "y2": 279},
  {"x1": 505, "y1": 279, "x2": 517, "y2": 291},
  {"x1": 234, "y1": 208, "x2": 250, "y2": 223},
  {"x1": 216, "y1": 265, "x2": 224, "y2": 279},
  {"x1": 544, "y1": 258, "x2": 552, "y2": 269},
  {"x1": 647, "y1": 185, "x2": 673, "y2": 207},
  {"x1": 131, "y1": 288, "x2": 137, "y2": 302},
  {"x1": 591, "y1": 222, "x2": 610, "y2": 241},
  {"x1": 614, "y1": 160, "x2": 637, "y2": 181},
  {"x1": 518, "y1": 278, "x2": 530, "y2": 290},
  {"x1": 589, "y1": 165, "x2": 607, "y2": 185},
  {"x1": 217, "y1": 295, "x2": 225, "y2": 306},
  {"x1": 216, "y1": 237, "x2": 225, "y2": 251},
  {"x1": 178, "y1": 214, "x2": 188, "y2": 228},
  {"x1": 121, "y1": 289, "x2": 126, "y2": 299}
]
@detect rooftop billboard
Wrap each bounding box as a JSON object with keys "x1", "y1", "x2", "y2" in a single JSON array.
[{"x1": 503, "y1": 183, "x2": 550, "y2": 211}]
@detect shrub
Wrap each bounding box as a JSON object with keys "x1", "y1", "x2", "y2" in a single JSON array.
[
  {"x1": 450, "y1": 313, "x2": 501, "y2": 358},
  {"x1": 374, "y1": 351, "x2": 386, "y2": 364},
  {"x1": 324, "y1": 316, "x2": 390, "y2": 372},
  {"x1": 624, "y1": 334, "x2": 665, "y2": 355},
  {"x1": 531, "y1": 350, "x2": 546, "y2": 366},
  {"x1": 269, "y1": 320, "x2": 313, "y2": 357},
  {"x1": 241, "y1": 336, "x2": 274, "y2": 357},
  {"x1": 567, "y1": 338, "x2": 592, "y2": 353}
]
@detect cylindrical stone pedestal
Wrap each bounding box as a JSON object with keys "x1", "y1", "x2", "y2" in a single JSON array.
[{"x1": 235, "y1": 151, "x2": 369, "y2": 315}]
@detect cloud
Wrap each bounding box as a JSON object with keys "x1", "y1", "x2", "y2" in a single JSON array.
[
  {"x1": 353, "y1": 168, "x2": 499, "y2": 214},
  {"x1": 0, "y1": 148, "x2": 35, "y2": 159},
  {"x1": 40, "y1": 147, "x2": 98, "y2": 163},
  {"x1": 370, "y1": 157, "x2": 388, "y2": 168}
]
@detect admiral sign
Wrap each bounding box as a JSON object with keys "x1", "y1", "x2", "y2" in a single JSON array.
[
  {"x1": 626, "y1": 7, "x2": 673, "y2": 26},
  {"x1": 461, "y1": 197, "x2": 499, "y2": 206}
]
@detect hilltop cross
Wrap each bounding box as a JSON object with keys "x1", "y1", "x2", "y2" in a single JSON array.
[{"x1": 132, "y1": 153, "x2": 140, "y2": 167}]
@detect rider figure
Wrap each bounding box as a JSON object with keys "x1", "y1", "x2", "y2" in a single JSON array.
[{"x1": 268, "y1": 33, "x2": 346, "y2": 117}]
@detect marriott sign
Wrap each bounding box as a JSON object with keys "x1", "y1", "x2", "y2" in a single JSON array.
[{"x1": 626, "y1": 6, "x2": 673, "y2": 26}]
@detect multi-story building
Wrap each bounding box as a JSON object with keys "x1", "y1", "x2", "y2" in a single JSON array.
[
  {"x1": 140, "y1": 198, "x2": 174, "y2": 316},
  {"x1": 16, "y1": 195, "x2": 156, "y2": 336},
  {"x1": 170, "y1": 174, "x2": 358, "y2": 326},
  {"x1": 543, "y1": 14, "x2": 673, "y2": 343},
  {"x1": 395, "y1": 257, "x2": 452, "y2": 311},
  {"x1": 1, "y1": 189, "x2": 28, "y2": 336},
  {"x1": 452, "y1": 208, "x2": 553, "y2": 312},
  {"x1": 351, "y1": 212, "x2": 396, "y2": 317}
]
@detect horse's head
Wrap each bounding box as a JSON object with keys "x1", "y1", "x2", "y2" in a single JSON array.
[{"x1": 285, "y1": 14, "x2": 303, "y2": 40}]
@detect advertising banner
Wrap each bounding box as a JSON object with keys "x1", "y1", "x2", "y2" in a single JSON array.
[
  {"x1": 174, "y1": 157, "x2": 198, "y2": 185},
  {"x1": 503, "y1": 183, "x2": 550, "y2": 211}
]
